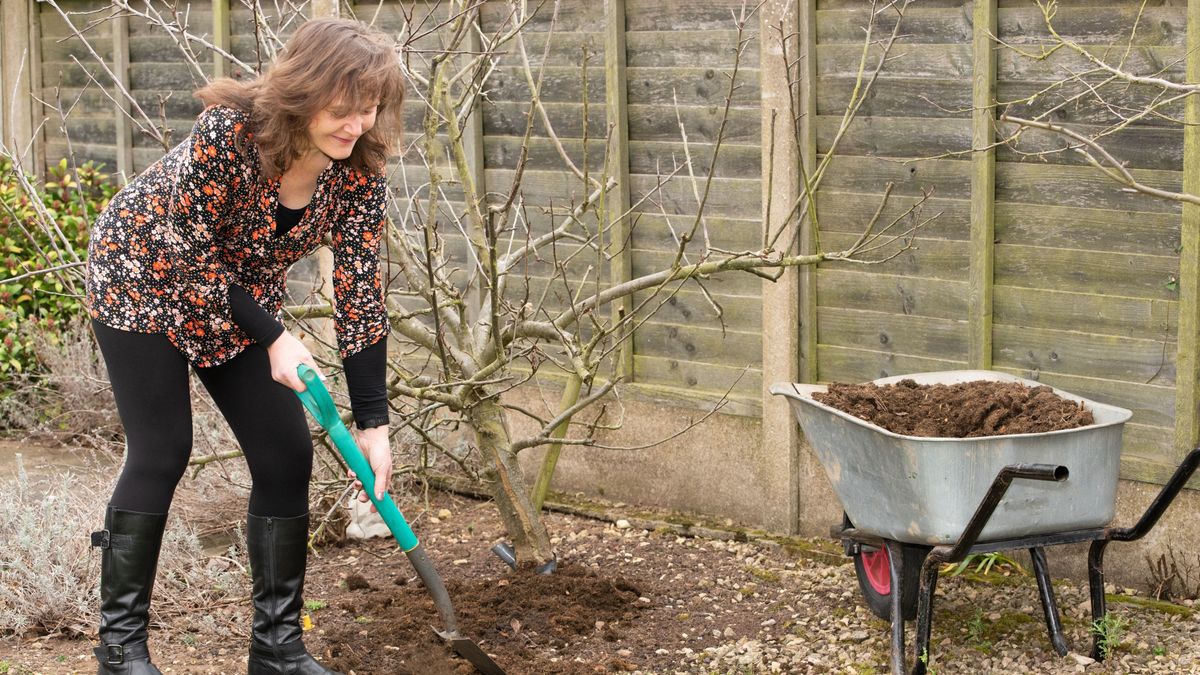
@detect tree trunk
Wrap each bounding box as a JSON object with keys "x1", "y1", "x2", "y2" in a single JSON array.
[{"x1": 468, "y1": 396, "x2": 554, "y2": 564}]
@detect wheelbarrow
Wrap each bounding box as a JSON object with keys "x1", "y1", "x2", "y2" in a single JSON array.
[
  {"x1": 771, "y1": 370, "x2": 1200, "y2": 675},
  {"x1": 294, "y1": 364, "x2": 506, "y2": 675}
]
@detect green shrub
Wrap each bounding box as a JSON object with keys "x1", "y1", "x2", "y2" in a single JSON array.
[{"x1": 0, "y1": 158, "x2": 117, "y2": 379}]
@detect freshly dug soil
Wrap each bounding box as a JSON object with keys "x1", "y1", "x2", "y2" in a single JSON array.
[
  {"x1": 814, "y1": 379, "x2": 1094, "y2": 437},
  {"x1": 321, "y1": 563, "x2": 647, "y2": 674}
]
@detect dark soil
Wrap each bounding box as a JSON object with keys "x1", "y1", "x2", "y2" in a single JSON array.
[
  {"x1": 285, "y1": 493, "x2": 833, "y2": 675},
  {"x1": 321, "y1": 563, "x2": 647, "y2": 674},
  {"x1": 814, "y1": 379, "x2": 1094, "y2": 437}
]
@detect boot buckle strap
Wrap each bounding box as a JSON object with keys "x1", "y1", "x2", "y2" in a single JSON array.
[
  {"x1": 90, "y1": 529, "x2": 133, "y2": 550},
  {"x1": 90, "y1": 529, "x2": 110, "y2": 549},
  {"x1": 94, "y1": 642, "x2": 149, "y2": 665},
  {"x1": 103, "y1": 644, "x2": 124, "y2": 664}
]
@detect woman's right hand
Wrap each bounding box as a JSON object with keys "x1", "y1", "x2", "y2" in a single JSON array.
[{"x1": 266, "y1": 330, "x2": 323, "y2": 392}]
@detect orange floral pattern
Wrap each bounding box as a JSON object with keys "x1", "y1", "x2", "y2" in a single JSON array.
[{"x1": 86, "y1": 105, "x2": 389, "y2": 367}]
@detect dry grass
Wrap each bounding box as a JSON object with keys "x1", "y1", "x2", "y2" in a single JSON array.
[
  {"x1": 0, "y1": 452, "x2": 254, "y2": 639},
  {"x1": 0, "y1": 321, "x2": 121, "y2": 451}
]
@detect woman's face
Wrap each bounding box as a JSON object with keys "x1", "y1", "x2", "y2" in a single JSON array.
[{"x1": 306, "y1": 99, "x2": 379, "y2": 161}]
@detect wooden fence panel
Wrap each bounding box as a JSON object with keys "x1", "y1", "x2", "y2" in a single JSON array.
[
  {"x1": 39, "y1": 0, "x2": 119, "y2": 172},
  {"x1": 359, "y1": 2, "x2": 484, "y2": 343},
  {"x1": 811, "y1": 2, "x2": 973, "y2": 383},
  {"x1": 621, "y1": 0, "x2": 762, "y2": 402},
  {"x1": 41, "y1": 0, "x2": 219, "y2": 175},
  {"x1": 473, "y1": 3, "x2": 613, "y2": 377},
  {"x1": 994, "y1": 1, "x2": 1183, "y2": 475},
  {"x1": 125, "y1": 2, "x2": 213, "y2": 172}
]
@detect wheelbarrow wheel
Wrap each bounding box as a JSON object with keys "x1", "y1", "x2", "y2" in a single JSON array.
[{"x1": 853, "y1": 541, "x2": 929, "y2": 622}]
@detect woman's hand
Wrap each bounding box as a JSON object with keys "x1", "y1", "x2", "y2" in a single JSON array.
[
  {"x1": 349, "y1": 425, "x2": 392, "y2": 512},
  {"x1": 266, "y1": 330, "x2": 322, "y2": 392}
]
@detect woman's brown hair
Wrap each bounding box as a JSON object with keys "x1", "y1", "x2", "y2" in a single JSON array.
[{"x1": 196, "y1": 17, "x2": 404, "y2": 177}]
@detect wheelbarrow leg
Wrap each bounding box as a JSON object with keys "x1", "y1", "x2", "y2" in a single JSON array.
[
  {"x1": 910, "y1": 554, "x2": 940, "y2": 675},
  {"x1": 885, "y1": 539, "x2": 906, "y2": 675},
  {"x1": 1087, "y1": 539, "x2": 1111, "y2": 662},
  {"x1": 1084, "y1": 448, "x2": 1200, "y2": 662},
  {"x1": 1029, "y1": 547, "x2": 1068, "y2": 656}
]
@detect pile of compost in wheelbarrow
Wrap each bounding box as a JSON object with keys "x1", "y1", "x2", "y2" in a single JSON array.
[
  {"x1": 321, "y1": 563, "x2": 647, "y2": 674},
  {"x1": 813, "y1": 379, "x2": 1093, "y2": 437}
]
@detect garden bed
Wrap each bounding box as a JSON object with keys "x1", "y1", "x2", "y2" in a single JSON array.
[{"x1": 2, "y1": 486, "x2": 1199, "y2": 674}]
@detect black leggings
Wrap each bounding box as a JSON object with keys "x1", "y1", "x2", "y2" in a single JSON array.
[{"x1": 92, "y1": 319, "x2": 313, "y2": 518}]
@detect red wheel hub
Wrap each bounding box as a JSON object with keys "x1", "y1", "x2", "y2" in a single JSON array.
[{"x1": 861, "y1": 548, "x2": 891, "y2": 595}]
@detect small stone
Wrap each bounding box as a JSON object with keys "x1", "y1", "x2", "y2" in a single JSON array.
[
  {"x1": 1071, "y1": 654, "x2": 1096, "y2": 666},
  {"x1": 437, "y1": 508, "x2": 452, "y2": 519},
  {"x1": 843, "y1": 630, "x2": 869, "y2": 643},
  {"x1": 616, "y1": 519, "x2": 631, "y2": 529}
]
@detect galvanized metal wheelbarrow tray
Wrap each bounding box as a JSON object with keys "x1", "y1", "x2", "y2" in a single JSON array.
[
  {"x1": 770, "y1": 370, "x2": 1200, "y2": 675},
  {"x1": 770, "y1": 370, "x2": 1131, "y2": 545}
]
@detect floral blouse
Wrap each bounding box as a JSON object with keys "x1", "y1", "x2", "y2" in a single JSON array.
[{"x1": 85, "y1": 105, "x2": 389, "y2": 368}]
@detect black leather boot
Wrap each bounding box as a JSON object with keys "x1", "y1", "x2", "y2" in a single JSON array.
[
  {"x1": 92, "y1": 506, "x2": 168, "y2": 675},
  {"x1": 246, "y1": 512, "x2": 342, "y2": 675}
]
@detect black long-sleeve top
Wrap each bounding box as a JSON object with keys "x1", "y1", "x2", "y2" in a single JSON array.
[{"x1": 228, "y1": 202, "x2": 388, "y2": 430}]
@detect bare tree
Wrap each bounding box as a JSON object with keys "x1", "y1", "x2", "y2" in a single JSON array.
[{"x1": 5, "y1": 0, "x2": 933, "y2": 564}]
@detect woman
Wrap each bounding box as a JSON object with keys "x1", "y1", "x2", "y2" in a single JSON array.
[{"x1": 84, "y1": 17, "x2": 402, "y2": 675}]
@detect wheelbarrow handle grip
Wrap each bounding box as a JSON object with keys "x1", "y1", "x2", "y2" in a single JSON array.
[
  {"x1": 294, "y1": 365, "x2": 419, "y2": 552},
  {"x1": 1003, "y1": 463, "x2": 1069, "y2": 483}
]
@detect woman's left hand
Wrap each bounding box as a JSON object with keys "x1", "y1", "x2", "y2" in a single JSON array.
[{"x1": 349, "y1": 425, "x2": 392, "y2": 512}]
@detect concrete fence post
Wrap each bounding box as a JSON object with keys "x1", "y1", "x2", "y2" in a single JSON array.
[
  {"x1": 312, "y1": 0, "x2": 339, "y2": 348},
  {"x1": 1174, "y1": 0, "x2": 1200, "y2": 457},
  {"x1": 760, "y1": 0, "x2": 809, "y2": 534},
  {"x1": 212, "y1": 0, "x2": 231, "y2": 80},
  {"x1": 968, "y1": 0, "x2": 998, "y2": 370},
  {"x1": 112, "y1": 12, "x2": 134, "y2": 179},
  {"x1": 1, "y1": 0, "x2": 43, "y2": 172},
  {"x1": 604, "y1": 0, "x2": 634, "y2": 379}
]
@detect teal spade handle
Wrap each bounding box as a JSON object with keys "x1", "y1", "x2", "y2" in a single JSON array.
[{"x1": 294, "y1": 364, "x2": 418, "y2": 552}]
